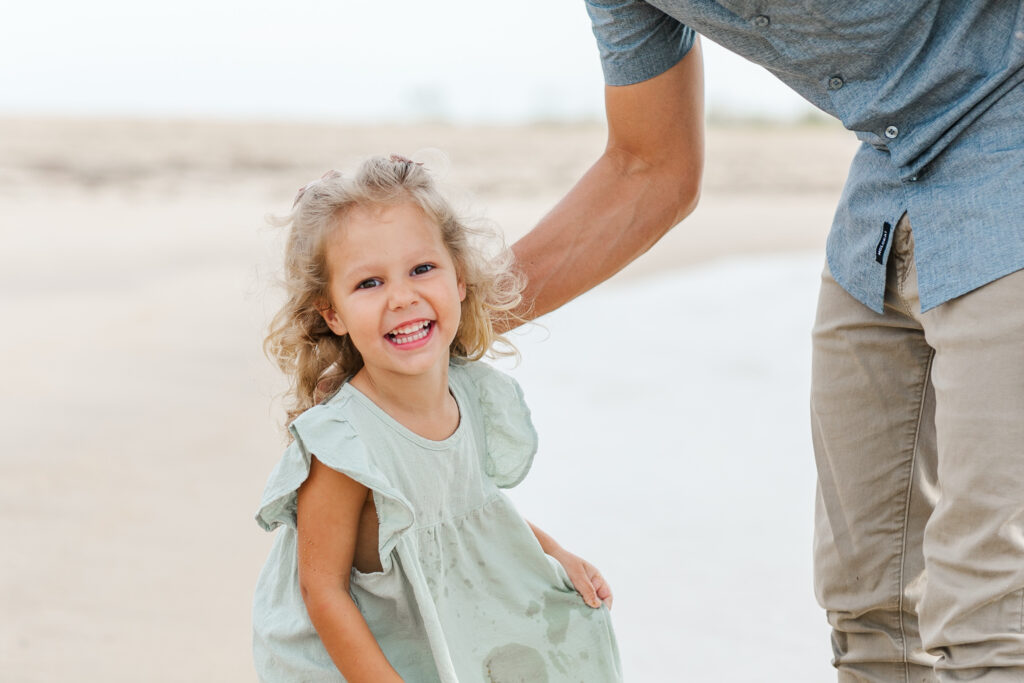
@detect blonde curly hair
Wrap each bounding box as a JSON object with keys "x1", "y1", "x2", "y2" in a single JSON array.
[{"x1": 265, "y1": 155, "x2": 525, "y2": 427}]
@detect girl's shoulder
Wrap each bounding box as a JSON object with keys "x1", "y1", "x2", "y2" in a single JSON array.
[
  {"x1": 450, "y1": 360, "x2": 539, "y2": 489},
  {"x1": 256, "y1": 391, "x2": 412, "y2": 539},
  {"x1": 285, "y1": 387, "x2": 368, "y2": 458}
]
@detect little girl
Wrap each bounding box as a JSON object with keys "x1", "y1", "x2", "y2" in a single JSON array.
[{"x1": 253, "y1": 155, "x2": 621, "y2": 682}]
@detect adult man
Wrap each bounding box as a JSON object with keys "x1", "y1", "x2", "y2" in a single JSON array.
[{"x1": 511, "y1": 2, "x2": 1024, "y2": 680}]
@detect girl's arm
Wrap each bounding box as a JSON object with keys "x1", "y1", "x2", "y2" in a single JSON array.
[
  {"x1": 528, "y1": 521, "x2": 614, "y2": 610},
  {"x1": 296, "y1": 457, "x2": 403, "y2": 682}
]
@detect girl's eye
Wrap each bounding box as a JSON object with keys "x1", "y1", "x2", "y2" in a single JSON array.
[
  {"x1": 412, "y1": 264, "x2": 435, "y2": 276},
  {"x1": 356, "y1": 278, "x2": 382, "y2": 290}
]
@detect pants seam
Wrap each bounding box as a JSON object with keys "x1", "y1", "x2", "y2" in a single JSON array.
[
  {"x1": 895, "y1": 215, "x2": 916, "y2": 319},
  {"x1": 897, "y1": 347, "x2": 935, "y2": 682}
]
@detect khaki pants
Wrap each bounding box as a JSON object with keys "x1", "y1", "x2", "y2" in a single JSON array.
[{"x1": 812, "y1": 214, "x2": 1024, "y2": 681}]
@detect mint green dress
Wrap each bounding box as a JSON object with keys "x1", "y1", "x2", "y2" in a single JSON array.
[{"x1": 253, "y1": 361, "x2": 621, "y2": 682}]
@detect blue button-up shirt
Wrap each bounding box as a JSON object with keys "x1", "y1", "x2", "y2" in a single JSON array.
[{"x1": 585, "y1": 0, "x2": 1024, "y2": 312}]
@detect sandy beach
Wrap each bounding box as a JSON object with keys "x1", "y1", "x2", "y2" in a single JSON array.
[{"x1": 0, "y1": 117, "x2": 857, "y2": 681}]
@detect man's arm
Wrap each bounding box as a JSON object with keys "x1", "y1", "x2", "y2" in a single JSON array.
[{"x1": 512, "y1": 40, "x2": 704, "y2": 321}]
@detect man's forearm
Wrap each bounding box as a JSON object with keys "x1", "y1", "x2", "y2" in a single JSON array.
[
  {"x1": 510, "y1": 44, "x2": 705, "y2": 323},
  {"x1": 512, "y1": 146, "x2": 700, "y2": 321}
]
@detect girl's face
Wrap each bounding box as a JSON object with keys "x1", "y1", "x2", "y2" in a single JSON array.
[{"x1": 318, "y1": 201, "x2": 466, "y2": 382}]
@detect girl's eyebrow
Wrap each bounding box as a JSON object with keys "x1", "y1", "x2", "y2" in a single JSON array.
[
  {"x1": 335, "y1": 244, "x2": 447, "y2": 276},
  {"x1": 328, "y1": 259, "x2": 378, "y2": 285},
  {"x1": 340, "y1": 264, "x2": 379, "y2": 281}
]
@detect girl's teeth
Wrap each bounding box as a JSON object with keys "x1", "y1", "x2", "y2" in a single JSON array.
[
  {"x1": 388, "y1": 321, "x2": 431, "y2": 344},
  {"x1": 390, "y1": 321, "x2": 428, "y2": 336},
  {"x1": 391, "y1": 327, "x2": 429, "y2": 344}
]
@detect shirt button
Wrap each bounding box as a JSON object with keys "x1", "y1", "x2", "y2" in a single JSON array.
[
  {"x1": 909, "y1": 175, "x2": 918, "y2": 182},
  {"x1": 885, "y1": 125, "x2": 900, "y2": 139},
  {"x1": 828, "y1": 76, "x2": 844, "y2": 90},
  {"x1": 753, "y1": 15, "x2": 770, "y2": 27}
]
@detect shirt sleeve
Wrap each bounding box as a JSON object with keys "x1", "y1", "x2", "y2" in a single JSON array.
[{"x1": 584, "y1": 0, "x2": 696, "y2": 86}]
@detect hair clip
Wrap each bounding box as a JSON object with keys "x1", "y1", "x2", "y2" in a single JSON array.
[
  {"x1": 292, "y1": 183, "x2": 313, "y2": 206},
  {"x1": 293, "y1": 169, "x2": 342, "y2": 206},
  {"x1": 389, "y1": 154, "x2": 423, "y2": 167}
]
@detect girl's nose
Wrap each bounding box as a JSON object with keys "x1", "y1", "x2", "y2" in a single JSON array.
[{"x1": 388, "y1": 281, "x2": 418, "y2": 310}]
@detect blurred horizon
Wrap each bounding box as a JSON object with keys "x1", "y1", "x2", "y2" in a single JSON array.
[{"x1": 1, "y1": 1, "x2": 825, "y2": 126}]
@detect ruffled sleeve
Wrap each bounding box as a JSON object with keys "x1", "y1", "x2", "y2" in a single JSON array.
[
  {"x1": 254, "y1": 401, "x2": 415, "y2": 571},
  {"x1": 458, "y1": 362, "x2": 539, "y2": 488}
]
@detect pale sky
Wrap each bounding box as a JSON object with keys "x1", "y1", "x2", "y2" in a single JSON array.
[{"x1": 0, "y1": 1, "x2": 817, "y2": 123}]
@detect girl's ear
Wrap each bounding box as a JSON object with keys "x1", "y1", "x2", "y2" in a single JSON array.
[
  {"x1": 316, "y1": 299, "x2": 348, "y2": 336},
  {"x1": 458, "y1": 279, "x2": 467, "y2": 302}
]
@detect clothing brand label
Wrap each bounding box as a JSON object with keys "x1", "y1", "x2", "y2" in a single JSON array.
[{"x1": 876, "y1": 222, "x2": 893, "y2": 264}]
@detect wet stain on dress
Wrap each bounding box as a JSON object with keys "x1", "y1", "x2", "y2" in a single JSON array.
[
  {"x1": 483, "y1": 643, "x2": 549, "y2": 683},
  {"x1": 547, "y1": 648, "x2": 571, "y2": 675},
  {"x1": 542, "y1": 591, "x2": 570, "y2": 644}
]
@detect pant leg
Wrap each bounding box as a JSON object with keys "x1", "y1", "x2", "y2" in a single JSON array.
[
  {"x1": 915, "y1": 249, "x2": 1024, "y2": 680},
  {"x1": 815, "y1": 212, "x2": 1024, "y2": 680},
  {"x1": 812, "y1": 215, "x2": 939, "y2": 681}
]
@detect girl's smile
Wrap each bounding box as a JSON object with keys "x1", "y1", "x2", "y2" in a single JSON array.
[{"x1": 386, "y1": 319, "x2": 434, "y2": 347}]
